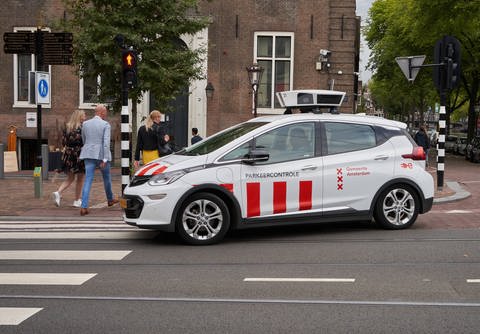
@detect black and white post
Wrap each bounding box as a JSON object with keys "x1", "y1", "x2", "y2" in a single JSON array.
[
  {"x1": 437, "y1": 101, "x2": 446, "y2": 190},
  {"x1": 121, "y1": 91, "x2": 130, "y2": 193}
]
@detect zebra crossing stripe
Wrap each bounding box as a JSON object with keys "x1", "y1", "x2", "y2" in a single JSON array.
[
  {"x1": 0, "y1": 250, "x2": 131, "y2": 261},
  {"x1": 0, "y1": 273, "x2": 96, "y2": 285},
  {"x1": 0, "y1": 307, "x2": 43, "y2": 325}
]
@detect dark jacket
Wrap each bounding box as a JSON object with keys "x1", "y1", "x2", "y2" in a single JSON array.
[
  {"x1": 414, "y1": 130, "x2": 430, "y2": 151},
  {"x1": 134, "y1": 125, "x2": 159, "y2": 161}
]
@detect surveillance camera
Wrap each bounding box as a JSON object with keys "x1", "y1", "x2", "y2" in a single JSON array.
[{"x1": 320, "y1": 49, "x2": 331, "y2": 56}]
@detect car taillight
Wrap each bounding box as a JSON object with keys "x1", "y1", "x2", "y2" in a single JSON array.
[{"x1": 402, "y1": 146, "x2": 426, "y2": 160}]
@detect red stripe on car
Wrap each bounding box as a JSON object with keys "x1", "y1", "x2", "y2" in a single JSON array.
[
  {"x1": 273, "y1": 181, "x2": 287, "y2": 214},
  {"x1": 246, "y1": 182, "x2": 261, "y2": 217},
  {"x1": 151, "y1": 165, "x2": 168, "y2": 175},
  {"x1": 299, "y1": 180, "x2": 312, "y2": 210},
  {"x1": 220, "y1": 183, "x2": 234, "y2": 192},
  {"x1": 137, "y1": 163, "x2": 160, "y2": 176}
]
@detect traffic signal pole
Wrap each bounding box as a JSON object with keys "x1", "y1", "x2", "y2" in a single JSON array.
[
  {"x1": 121, "y1": 85, "x2": 130, "y2": 193},
  {"x1": 119, "y1": 48, "x2": 137, "y2": 194},
  {"x1": 396, "y1": 35, "x2": 461, "y2": 191},
  {"x1": 437, "y1": 93, "x2": 446, "y2": 190}
]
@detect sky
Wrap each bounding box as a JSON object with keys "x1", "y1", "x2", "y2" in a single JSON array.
[{"x1": 356, "y1": 0, "x2": 374, "y2": 82}]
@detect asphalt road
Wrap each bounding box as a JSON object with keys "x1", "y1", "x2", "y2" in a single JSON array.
[{"x1": 1, "y1": 225, "x2": 479, "y2": 333}]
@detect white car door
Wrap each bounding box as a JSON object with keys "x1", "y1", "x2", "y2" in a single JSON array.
[
  {"x1": 322, "y1": 122, "x2": 395, "y2": 213},
  {"x1": 237, "y1": 122, "x2": 323, "y2": 219}
]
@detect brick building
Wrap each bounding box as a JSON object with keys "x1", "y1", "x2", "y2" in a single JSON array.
[{"x1": 1, "y1": 0, "x2": 359, "y2": 170}]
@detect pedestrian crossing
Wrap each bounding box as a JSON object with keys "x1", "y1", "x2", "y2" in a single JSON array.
[
  {"x1": 0, "y1": 249, "x2": 132, "y2": 326},
  {"x1": 0, "y1": 220, "x2": 158, "y2": 239}
]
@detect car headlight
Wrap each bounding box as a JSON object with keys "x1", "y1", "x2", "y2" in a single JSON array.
[{"x1": 148, "y1": 170, "x2": 186, "y2": 186}]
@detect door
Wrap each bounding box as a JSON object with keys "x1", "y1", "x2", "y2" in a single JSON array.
[
  {"x1": 322, "y1": 122, "x2": 395, "y2": 213},
  {"x1": 237, "y1": 122, "x2": 322, "y2": 219}
]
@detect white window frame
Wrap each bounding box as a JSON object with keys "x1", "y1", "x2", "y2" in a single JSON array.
[
  {"x1": 12, "y1": 27, "x2": 51, "y2": 109},
  {"x1": 254, "y1": 31, "x2": 294, "y2": 115},
  {"x1": 79, "y1": 74, "x2": 101, "y2": 109}
]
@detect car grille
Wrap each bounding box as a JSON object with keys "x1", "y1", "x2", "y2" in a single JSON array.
[{"x1": 123, "y1": 195, "x2": 144, "y2": 219}]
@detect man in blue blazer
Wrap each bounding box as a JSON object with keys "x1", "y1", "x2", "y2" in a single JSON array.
[{"x1": 79, "y1": 104, "x2": 118, "y2": 215}]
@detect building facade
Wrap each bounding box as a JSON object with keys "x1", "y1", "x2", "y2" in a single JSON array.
[{"x1": 0, "y1": 0, "x2": 359, "y2": 170}]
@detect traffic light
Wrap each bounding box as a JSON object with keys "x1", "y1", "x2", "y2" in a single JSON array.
[
  {"x1": 446, "y1": 41, "x2": 461, "y2": 90},
  {"x1": 122, "y1": 49, "x2": 137, "y2": 89},
  {"x1": 433, "y1": 35, "x2": 461, "y2": 92}
]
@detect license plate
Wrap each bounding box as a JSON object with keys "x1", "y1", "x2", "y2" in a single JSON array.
[{"x1": 119, "y1": 198, "x2": 128, "y2": 209}]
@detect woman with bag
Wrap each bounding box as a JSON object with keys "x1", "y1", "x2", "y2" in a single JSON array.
[
  {"x1": 134, "y1": 110, "x2": 171, "y2": 169},
  {"x1": 52, "y1": 110, "x2": 86, "y2": 207}
]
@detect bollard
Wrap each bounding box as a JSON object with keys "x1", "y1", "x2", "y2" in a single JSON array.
[
  {"x1": 41, "y1": 144, "x2": 49, "y2": 180},
  {"x1": 34, "y1": 166, "x2": 42, "y2": 198},
  {"x1": 0, "y1": 143, "x2": 4, "y2": 179}
]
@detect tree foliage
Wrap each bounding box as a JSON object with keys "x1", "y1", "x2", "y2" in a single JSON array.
[
  {"x1": 60, "y1": 0, "x2": 210, "y2": 110},
  {"x1": 364, "y1": 0, "x2": 480, "y2": 138}
]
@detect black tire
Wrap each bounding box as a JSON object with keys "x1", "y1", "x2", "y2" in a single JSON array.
[
  {"x1": 176, "y1": 192, "x2": 230, "y2": 245},
  {"x1": 374, "y1": 184, "x2": 419, "y2": 230}
]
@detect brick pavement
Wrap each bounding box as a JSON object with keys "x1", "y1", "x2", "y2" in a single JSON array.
[{"x1": 0, "y1": 156, "x2": 478, "y2": 229}]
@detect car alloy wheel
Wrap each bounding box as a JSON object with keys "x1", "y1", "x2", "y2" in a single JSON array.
[
  {"x1": 375, "y1": 185, "x2": 419, "y2": 229},
  {"x1": 177, "y1": 192, "x2": 230, "y2": 245}
]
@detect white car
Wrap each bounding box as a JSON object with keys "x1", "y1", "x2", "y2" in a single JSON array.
[{"x1": 121, "y1": 112, "x2": 434, "y2": 245}]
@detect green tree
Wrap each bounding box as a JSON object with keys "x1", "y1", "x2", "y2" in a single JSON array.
[
  {"x1": 60, "y1": 0, "x2": 209, "y2": 109},
  {"x1": 365, "y1": 0, "x2": 480, "y2": 139}
]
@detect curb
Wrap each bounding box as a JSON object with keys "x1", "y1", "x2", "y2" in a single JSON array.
[{"x1": 433, "y1": 181, "x2": 471, "y2": 204}]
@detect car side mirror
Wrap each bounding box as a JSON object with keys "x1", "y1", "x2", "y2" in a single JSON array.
[{"x1": 242, "y1": 149, "x2": 270, "y2": 164}]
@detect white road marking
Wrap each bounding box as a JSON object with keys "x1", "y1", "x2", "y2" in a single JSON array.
[
  {"x1": 445, "y1": 210, "x2": 473, "y2": 214},
  {"x1": 0, "y1": 307, "x2": 43, "y2": 325},
  {"x1": 2, "y1": 294, "x2": 480, "y2": 308},
  {"x1": 0, "y1": 231, "x2": 157, "y2": 239},
  {"x1": 0, "y1": 273, "x2": 96, "y2": 285},
  {"x1": 0, "y1": 250, "x2": 131, "y2": 261},
  {"x1": 244, "y1": 278, "x2": 355, "y2": 283},
  {"x1": 467, "y1": 279, "x2": 480, "y2": 283}
]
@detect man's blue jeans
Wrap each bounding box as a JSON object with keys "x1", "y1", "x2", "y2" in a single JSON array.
[{"x1": 81, "y1": 159, "x2": 113, "y2": 209}]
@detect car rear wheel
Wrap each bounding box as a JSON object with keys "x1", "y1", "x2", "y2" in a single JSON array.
[
  {"x1": 374, "y1": 185, "x2": 419, "y2": 229},
  {"x1": 176, "y1": 192, "x2": 230, "y2": 245}
]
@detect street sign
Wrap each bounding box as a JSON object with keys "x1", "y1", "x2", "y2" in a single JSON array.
[
  {"x1": 396, "y1": 55, "x2": 426, "y2": 82},
  {"x1": 3, "y1": 31, "x2": 36, "y2": 54},
  {"x1": 35, "y1": 71, "x2": 50, "y2": 105},
  {"x1": 43, "y1": 54, "x2": 74, "y2": 65},
  {"x1": 3, "y1": 31, "x2": 73, "y2": 65}
]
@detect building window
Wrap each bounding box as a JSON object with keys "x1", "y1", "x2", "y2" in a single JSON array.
[
  {"x1": 13, "y1": 27, "x2": 51, "y2": 108},
  {"x1": 79, "y1": 74, "x2": 101, "y2": 108},
  {"x1": 254, "y1": 32, "x2": 294, "y2": 110}
]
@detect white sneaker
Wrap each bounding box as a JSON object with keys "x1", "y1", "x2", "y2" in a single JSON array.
[
  {"x1": 52, "y1": 191, "x2": 61, "y2": 207},
  {"x1": 73, "y1": 199, "x2": 82, "y2": 208}
]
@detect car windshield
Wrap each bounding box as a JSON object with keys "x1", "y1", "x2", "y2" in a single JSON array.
[{"x1": 176, "y1": 122, "x2": 267, "y2": 156}]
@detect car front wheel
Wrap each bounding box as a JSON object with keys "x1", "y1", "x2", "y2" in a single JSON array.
[
  {"x1": 176, "y1": 192, "x2": 230, "y2": 245},
  {"x1": 374, "y1": 185, "x2": 419, "y2": 229}
]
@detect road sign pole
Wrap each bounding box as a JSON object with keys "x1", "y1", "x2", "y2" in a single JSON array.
[{"x1": 35, "y1": 28, "x2": 44, "y2": 170}]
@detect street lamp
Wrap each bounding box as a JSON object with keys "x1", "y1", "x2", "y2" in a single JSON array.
[
  {"x1": 246, "y1": 63, "x2": 264, "y2": 117},
  {"x1": 205, "y1": 82, "x2": 214, "y2": 99}
]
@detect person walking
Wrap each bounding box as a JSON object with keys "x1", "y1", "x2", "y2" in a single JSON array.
[
  {"x1": 414, "y1": 125, "x2": 430, "y2": 166},
  {"x1": 78, "y1": 104, "x2": 118, "y2": 216},
  {"x1": 52, "y1": 110, "x2": 86, "y2": 207},
  {"x1": 191, "y1": 127, "x2": 203, "y2": 145},
  {"x1": 134, "y1": 110, "x2": 170, "y2": 169}
]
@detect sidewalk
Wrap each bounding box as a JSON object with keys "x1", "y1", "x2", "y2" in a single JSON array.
[{"x1": 0, "y1": 156, "x2": 478, "y2": 223}]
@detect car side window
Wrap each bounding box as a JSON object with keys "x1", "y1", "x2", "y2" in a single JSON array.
[
  {"x1": 325, "y1": 122, "x2": 376, "y2": 155},
  {"x1": 220, "y1": 123, "x2": 315, "y2": 164},
  {"x1": 256, "y1": 123, "x2": 315, "y2": 164}
]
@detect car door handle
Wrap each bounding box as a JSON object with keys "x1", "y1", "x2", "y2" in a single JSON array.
[
  {"x1": 374, "y1": 155, "x2": 389, "y2": 160},
  {"x1": 301, "y1": 165, "x2": 318, "y2": 171}
]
